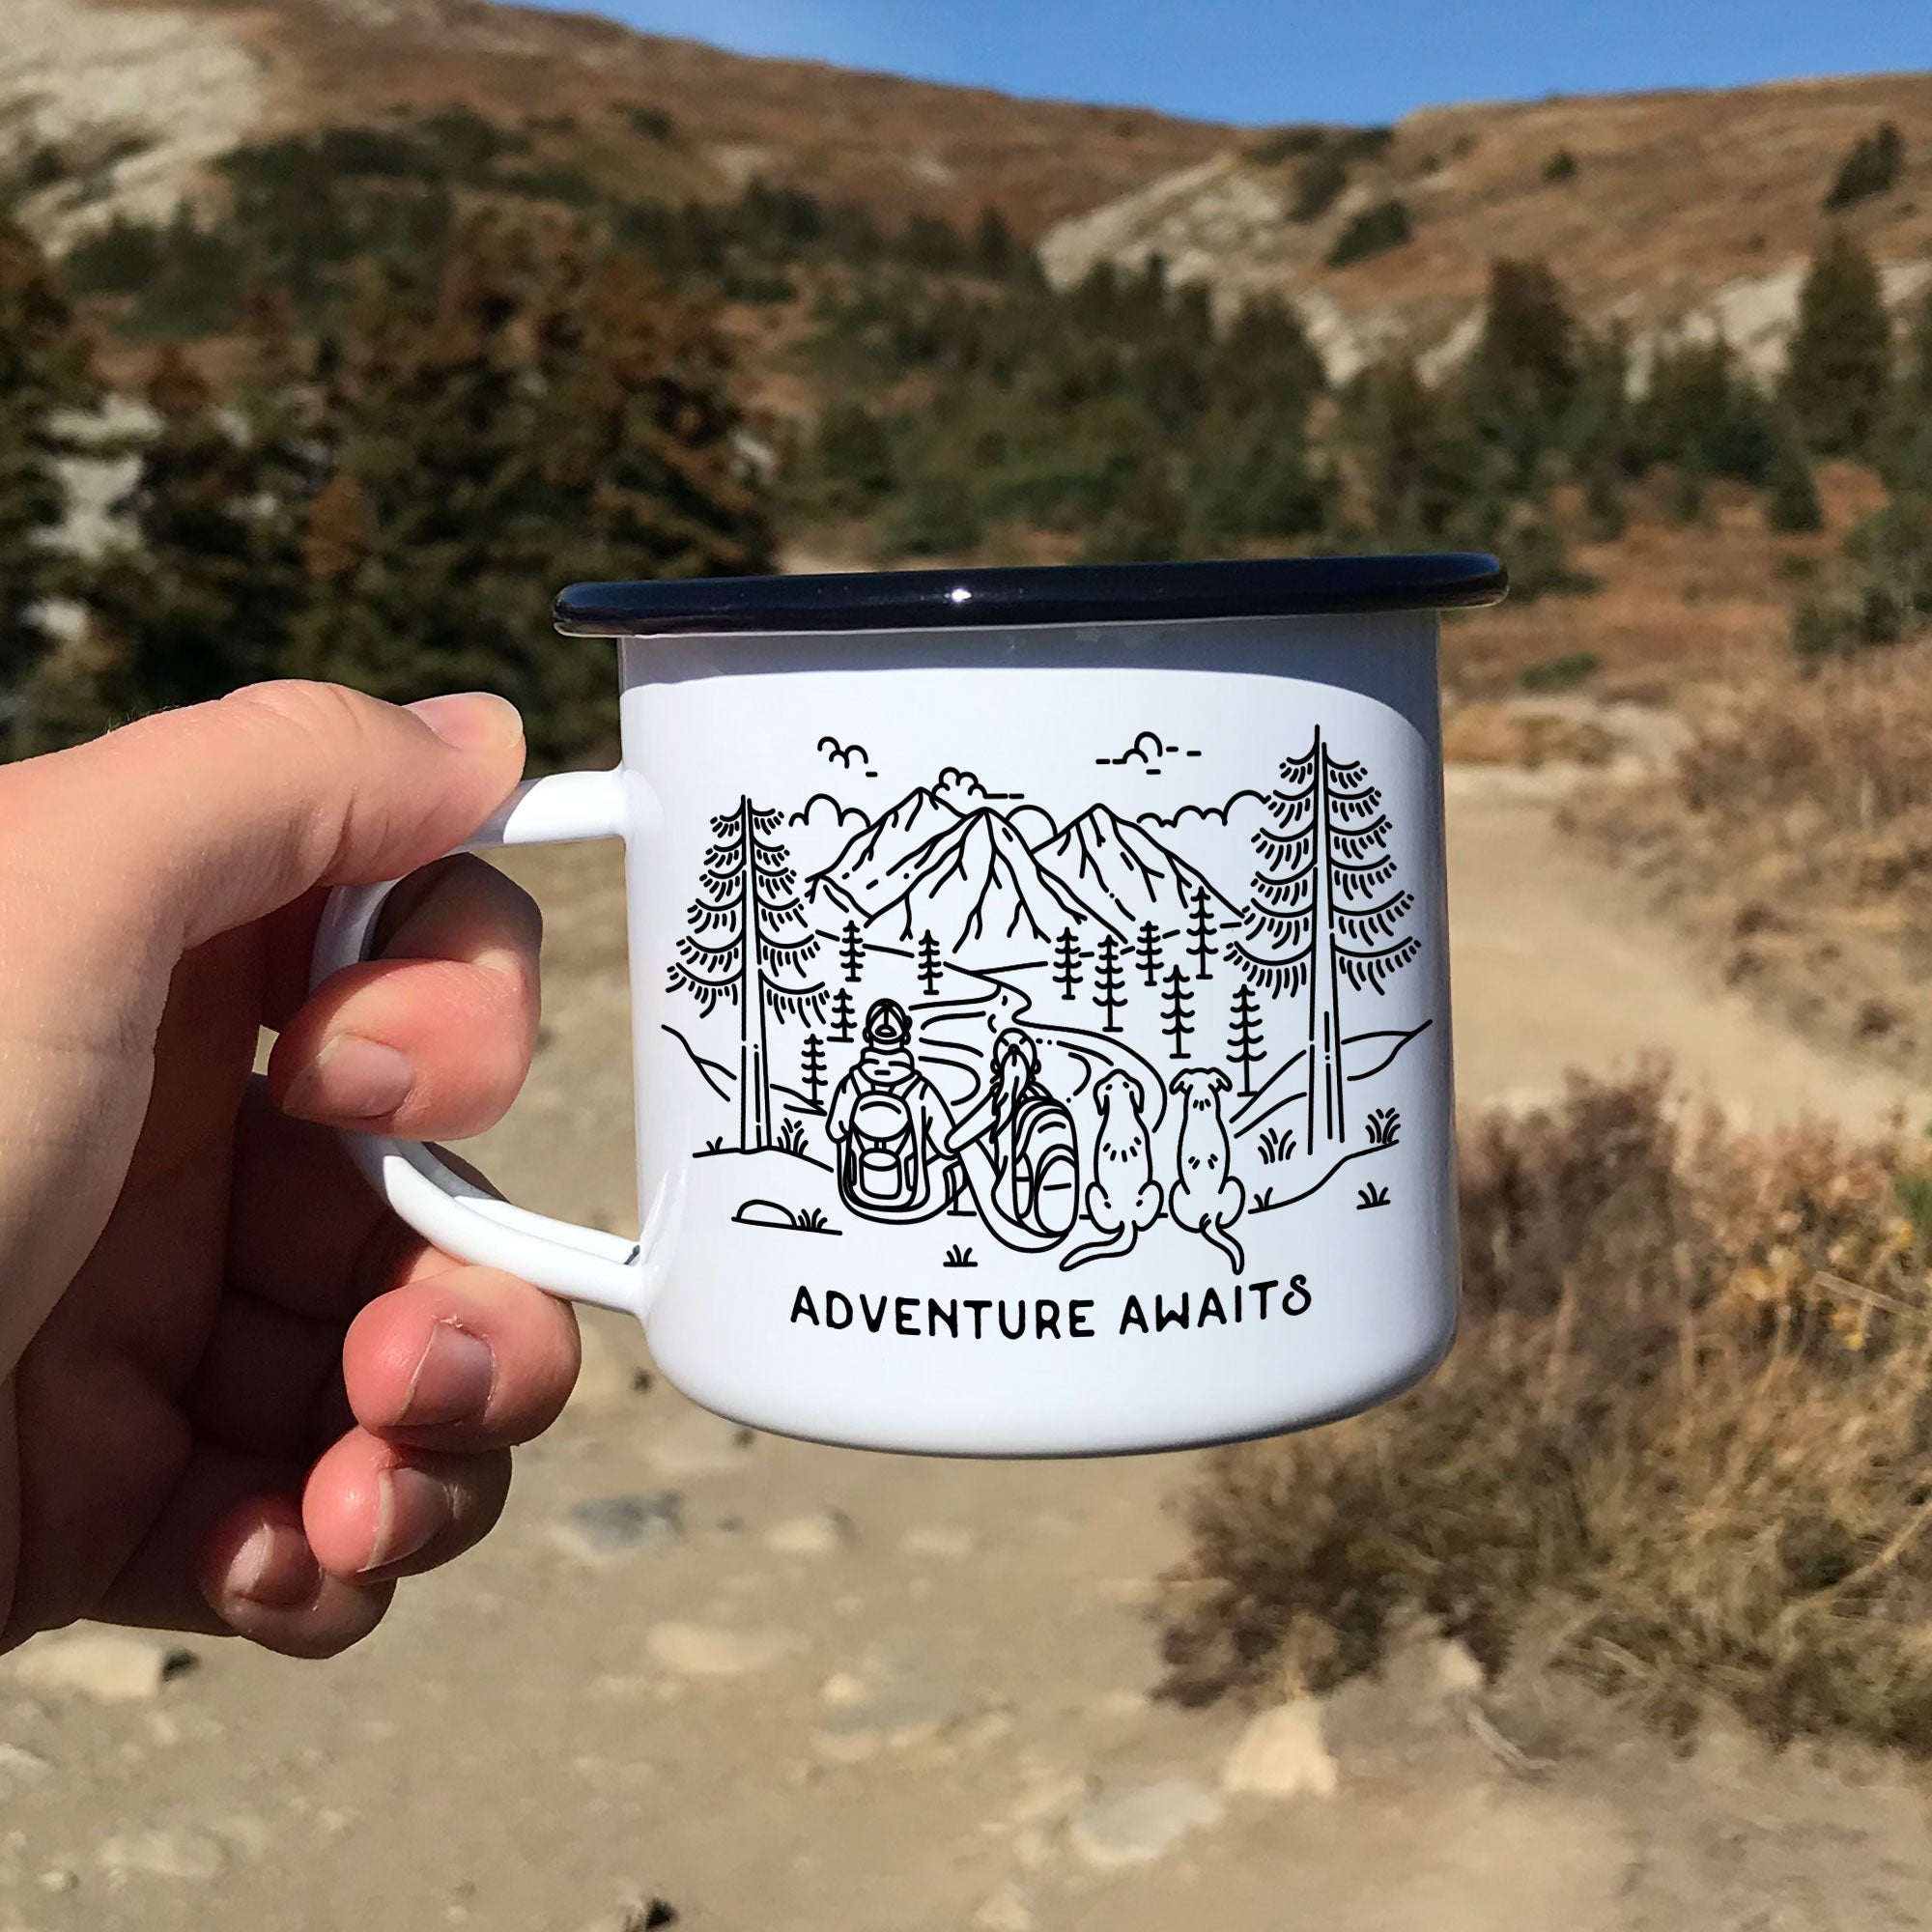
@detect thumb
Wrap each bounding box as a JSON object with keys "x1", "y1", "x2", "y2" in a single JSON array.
[{"x1": 17, "y1": 682, "x2": 526, "y2": 958}]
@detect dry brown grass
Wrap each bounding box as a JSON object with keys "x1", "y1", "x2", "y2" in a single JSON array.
[
  {"x1": 1440, "y1": 700, "x2": 1615, "y2": 768},
  {"x1": 1569, "y1": 641, "x2": 1932, "y2": 1069},
  {"x1": 1159, "y1": 1066, "x2": 1932, "y2": 1754}
]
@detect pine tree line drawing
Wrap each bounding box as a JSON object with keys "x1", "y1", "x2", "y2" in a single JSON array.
[
  {"x1": 668, "y1": 796, "x2": 828, "y2": 1151},
  {"x1": 1228, "y1": 728, "x2": 1418, "y2": 1151}
]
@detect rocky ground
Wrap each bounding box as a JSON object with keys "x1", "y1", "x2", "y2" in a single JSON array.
[{"x1": 7, "y1": 771, "x2": 1932, "y2": 1932}]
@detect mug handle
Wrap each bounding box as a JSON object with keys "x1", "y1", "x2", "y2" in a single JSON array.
[{"x1": 309, "y1": 767, "x2": 647, "y2": 1316}]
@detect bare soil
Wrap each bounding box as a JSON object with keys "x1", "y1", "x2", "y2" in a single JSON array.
[{"x1": 6, "y1": 792, "x2": 1932, "y2": 1932}]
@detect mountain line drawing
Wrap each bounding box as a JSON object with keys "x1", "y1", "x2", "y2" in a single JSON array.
[
  {"x1": 806, "y1": 786, "x2": 1239, "y2": 964},
  {"x1": 1037, "y1": 803, "x2": 1239, "y2": 934},
  {"x1": 867, "y1": 806, "x2": 1105, "y2": 952}
]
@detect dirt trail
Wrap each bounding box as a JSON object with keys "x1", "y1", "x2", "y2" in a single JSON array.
[
  {"x1": 1446, "y1": 776, "x2": 1930, "y2": 1132},
  {"x1": 7, "y1": 791, "x2": 1932, "y2": 1932}
]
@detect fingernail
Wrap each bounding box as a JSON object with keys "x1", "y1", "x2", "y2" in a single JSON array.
[
  {"x1": 364, "y1": 1465, "x2": 446, "y2": 1574},
  {"x1": 407, "y1": 692, "x2": 524, "y2": 753},
  {"x1": 282, "y1": 1035, "x2": 413, "y2": 1122},
  {"x1": 401, "y1": 1322, "x2": 497, "y2": 1427},
  {"x1": 232, "y1": 1521, "x2": 321, "y2": 1609}
]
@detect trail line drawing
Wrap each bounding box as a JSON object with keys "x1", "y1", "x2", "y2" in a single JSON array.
[
  {"x1": 1228, "y1": 728, "x2": 1418, "y2": 1156},
  {"x1": 668, "y1": 797, "x2": 828, "y2": 1151}
]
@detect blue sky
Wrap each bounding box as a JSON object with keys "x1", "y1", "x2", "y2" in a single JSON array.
[{"x1": 523, "y1": 0, "x2": 1926, "y2": 126}]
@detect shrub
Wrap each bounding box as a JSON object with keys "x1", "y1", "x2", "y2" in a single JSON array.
[
  {"x1": 1519, "y1": 650, "x2": 1598, "y2": 692},
  {"x1": 1290, "y1": 151, "x2": 1350, "y2": 222},
  {"x1": 1245, "y1": 126, "x2": 1329, "y2": 168},
  {"x1": 1541, "y1": 147, "x2": 1578, "y2": 183},
  {"x1": 1159, "y1": 1068, "x2": 1932, "y2": 1754},
  {"x1": 1764, "y1": 430, "x2": 1825, "y2": 533},
  {"x1": 1326, "y1": 199, "x2": 1411, "y2": 268},
  {"x1": 1823, "y1": 122, "x2": 1905, "y2": 212},
  {"x1": 1789, "y1": 499, "x2": 1932, "y2": 661}
]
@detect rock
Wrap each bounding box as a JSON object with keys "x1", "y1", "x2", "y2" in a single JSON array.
[
  {"x1": 95, "y1": 1829, "x2": 225, "y2": 1881},
  {"x1": 1428, "y1": 1637, "x2": 1485, "y2": 1699},
  {"x1": 1009, "y1": 1771, "x2": 1093, "y2": 1827},
  {"x1": 573, "y1": 1897, "x2": 678, "y2": 1932},
  {"x1": 1220, "y1": 1699, "x2": 1339, "y2": 1800},
  {"x1": 899, "y1": 1525, "x2": 977, "y2": 1560},
  {"x1": 645, "y1": 1623, "x2": 801, "y2": 1679},
  {"x1": 37, "y1": 1865, "x2": 79, "y2": 1893},
  {"x1": 13, "y1": 1634, "x2": 195, "y2": 1704},
  {"x1": 1066, "y1": 1780, "x2": 1224, "y2": 1870},
  {"x1": 549, "y1": 1492, "x2": 684, "y2": 1564},
  {"x1": 645, "y1": 1412, "x2": 757, "y2": 1478},
  {"x1": 811, "y1": 1688, "x2": 961, "y2": 1764},
  {"x1": 763, "y1": 1510, "x2": 854, "y2": 1557},
  {"x1": 972, "y1": 1882, "x2": 1036, "y2": 1932},
  {"x1": 0, "y1": 1744, "x2": 51, "y2": 1795}
]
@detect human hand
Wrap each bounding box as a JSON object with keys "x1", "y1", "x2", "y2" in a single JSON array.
[{"x1": 0, "y1": 683, "x2": 582, "y2": 1658}]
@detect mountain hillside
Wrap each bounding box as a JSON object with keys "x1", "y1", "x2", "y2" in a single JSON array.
[
  {"x1": 10, "y1": 0, "x2": 1930, "y2": 396},
  {"x1": 5, "y1": 0, "x2": 1225, "y2": 240},
  {"x1": 1040, "y1": 75, "x2": 1932, "y2": 379}
]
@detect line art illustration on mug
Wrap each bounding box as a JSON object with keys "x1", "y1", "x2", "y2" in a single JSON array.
[{"x1": 663, "y1": 725, "x2": 1433, "y2": 1273}]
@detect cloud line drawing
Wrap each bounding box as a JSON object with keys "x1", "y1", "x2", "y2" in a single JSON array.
[
  {"x1": 789, "y1": 792, "x2": 870, "y2": 832},
  {"x1": 1094, "y1": 728, "x2": 1200, "y2": 773},
  {"x1": 818, "y1": 735, "x2": 870, "y2": 770},
  {"x1": 1139, "y1": 789, "x2": 1267, "y2": 832}
]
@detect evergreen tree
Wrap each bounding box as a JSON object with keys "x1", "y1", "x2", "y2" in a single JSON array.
[
  {"x1": 290, "y1": 222, "x2": 771, "y2": 762},
  {"x1": 0, "y1": 215, "x2": 97, "y2": 741},
  {"x1": 1135, "y1": 919, "x2": 1163, "y2": 989},
  {"x1": 917, "y1": 928, "x2": 942, "y2": 996},
  {"x1": 1765, "y1": 421, "x2": 1825, "y2": 532},
  {"x1": 1782, "y1": 231, "x2": 1893, "y2": 458},
  {"x1": 1093, "y1": 931, "x2": 1126, "y2": 1033},
  {"x1": 1229, "y1": 730, "x2": 1418, "y2": 1152},
  {"x1": 1823, "y1": 123, "x2": 1905, "y2": 212},
  {"x1": 1161, "y1": 963, "x2": 1195, "y2": 1061},
  {"x1": 1052, "y1": 928, "x2": 1084, "y2": 1000},
  {"x1": 800, "y1": 1032, "x2": 827, "y2": 1110},
  {"x1": 839, "y1": 919, "x2": 865, "y2": 981},
  {"x1": 1465, "y1": 257, "x2": 1579, "y2": 488},
  {"x1": 1228, "y1": 980, "x2": 1264, "y2": 1096},
  {"x1": 668, "y1": 797, "x2": 827, "y2": 1151},
  {"x1": 81, "y1": 318, "x2": 312, "y2": 721},
  {"x1": 1188, "y1": 882, "x2": 1216, "y2": 980},
  {"x1": 1881, "y1": 273, "x2": 1932, "y2": 494},
  {"x1": 830, "y1": 983, "x2": 856, "y2": 1044}
]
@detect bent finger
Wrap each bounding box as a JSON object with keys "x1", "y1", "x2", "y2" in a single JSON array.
[
  {"x1": 268, "y1": 854, "x2": 542, "y2": 1140},
  {"x1": 302, "y1": 1433, "x2": 515, "y2": 1583},
  {"x1": 340, "y1": 1266, "x2": 580, "y2": 1451}
]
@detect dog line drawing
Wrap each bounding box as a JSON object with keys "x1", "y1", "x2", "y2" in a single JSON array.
[
  {"x1": 1169, "y1": 1065, "x2": 1246, "y2": 1274},
  {"x1": 1059, "y1": 1069, "x2": 1164, "y2": 1271}
]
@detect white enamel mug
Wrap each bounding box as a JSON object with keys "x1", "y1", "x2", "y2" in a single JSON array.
[{"x1": 314, "y1": 554, "x2": 1507, "y2": 1456}]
